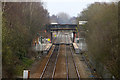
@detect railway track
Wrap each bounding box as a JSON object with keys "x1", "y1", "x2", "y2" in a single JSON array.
[
  {"x1": 40, "y1": 41, "x2": 80, "y2": 79},
  {"x1": 65, "y1": 45, "x2": 69, "y2": 80},
  {"x1": 40, "y1": 45, "x2": 60, "y2": 79},
  {"x1": 66, "y1": 45, "x2": 81, "y2": 79}
]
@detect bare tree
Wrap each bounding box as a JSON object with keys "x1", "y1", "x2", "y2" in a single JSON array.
[{"x1": 57, "y1": 12, "x2": 71, "y2": 24}]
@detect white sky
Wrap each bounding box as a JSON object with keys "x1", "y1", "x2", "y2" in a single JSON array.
[
  {"x1": 1, "y1": 0, "x2": 118, "y2": 17},
  {"x1": 41, "y1": 0, "x2": 118, "y2": 17}
]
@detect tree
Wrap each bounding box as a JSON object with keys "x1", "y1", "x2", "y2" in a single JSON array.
[
  {"x1": 2, "y1": 2, "x2": 49, "y2": 78},
  {"x1": 50, "y1": 15, "x2": 58, "y2": 23},
  {"x1": 77, "y1": 2, "x2": 119, "y2": 78},
  {"x1": 57, "y1": 12, "x2": 71, "y2": 24}
]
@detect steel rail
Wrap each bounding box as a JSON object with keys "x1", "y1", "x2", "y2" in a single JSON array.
[
  {"x1": 52, "y1": 45, "x2": 60, "y2": 79},
  {"x1": 66, "y1": 35, "x2": 68, "y2": 44},
  {"x1": 70, "y1": 47, "x2": 81, "y2": 80},
  {"x1": 65, "y1": 45, "x2": 69, "y2": 80},
  {"x1": 40, "y1": 45, "x2": 55, "y2": 79}
]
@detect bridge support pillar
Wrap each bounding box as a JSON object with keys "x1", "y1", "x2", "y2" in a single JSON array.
[
  {"x1": 73, "y1": 32, "x2": 75, "y2": 42},
  {"x1": 51, "y1": 32, "x2": 52, "y2": 43}
]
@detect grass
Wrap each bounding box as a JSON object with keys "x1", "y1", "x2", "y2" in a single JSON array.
[
  {"x1": 22, "y1": 57, "x2": 34, "y2": 68},
  {"x1": 16, "y1": 57, "x2": 34, "y2": 77}
]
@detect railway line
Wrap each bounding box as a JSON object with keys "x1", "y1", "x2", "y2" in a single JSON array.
[
  {"x1": 28, "y1": 33, "x2": 97, "y2": 79},
  {"x1": 66, "y1": 45, "x2": 80, "y2": 79},
  {"x1": 39, "y1": 33, "x2": 82, "y2": 79},
  {"x1": 40, "y1": 45, "x2": 60, "y2": 78},
  {"x1": 54, "y1": 32, "x2": 72, "y2": 44},
  {"x1": 30, "y1": 26, "x2": 100, "y2": 79},
  {"x1": 40, "y1": 44, "x2": 81, "y2": 79}
]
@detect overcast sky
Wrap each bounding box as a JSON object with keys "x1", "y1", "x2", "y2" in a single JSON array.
[
  {"x1": 1, "y1": 0, "x2": 118, "y2": 17},
  {"x1": 42, "y1": 0, "x2": 117, "y2": 17}
]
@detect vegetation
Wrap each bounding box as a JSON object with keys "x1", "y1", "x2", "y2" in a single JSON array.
[
  {"x1": 77, "y1": 2, "x2": 119, "y2": 78},
  {"x1": 50, "y1": 12, "x2": 76, "y2": 24},
  {"x1": 2, "y1": 2, "x2": 49, "y2": 78}
]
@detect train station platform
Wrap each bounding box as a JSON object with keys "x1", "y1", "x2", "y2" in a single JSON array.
[
  {"x1": 73, "y1": 43, "x2": 80, "y2": 54},
  {"x1": 34, "y1": 43, "x2": 52, "y2": 53},
  {"x1": 73, "y1": 42, "x2": 87, "y2": 54},
  {"x1": 43, "y1": 43, "x2": 52, "y2": 53}
]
